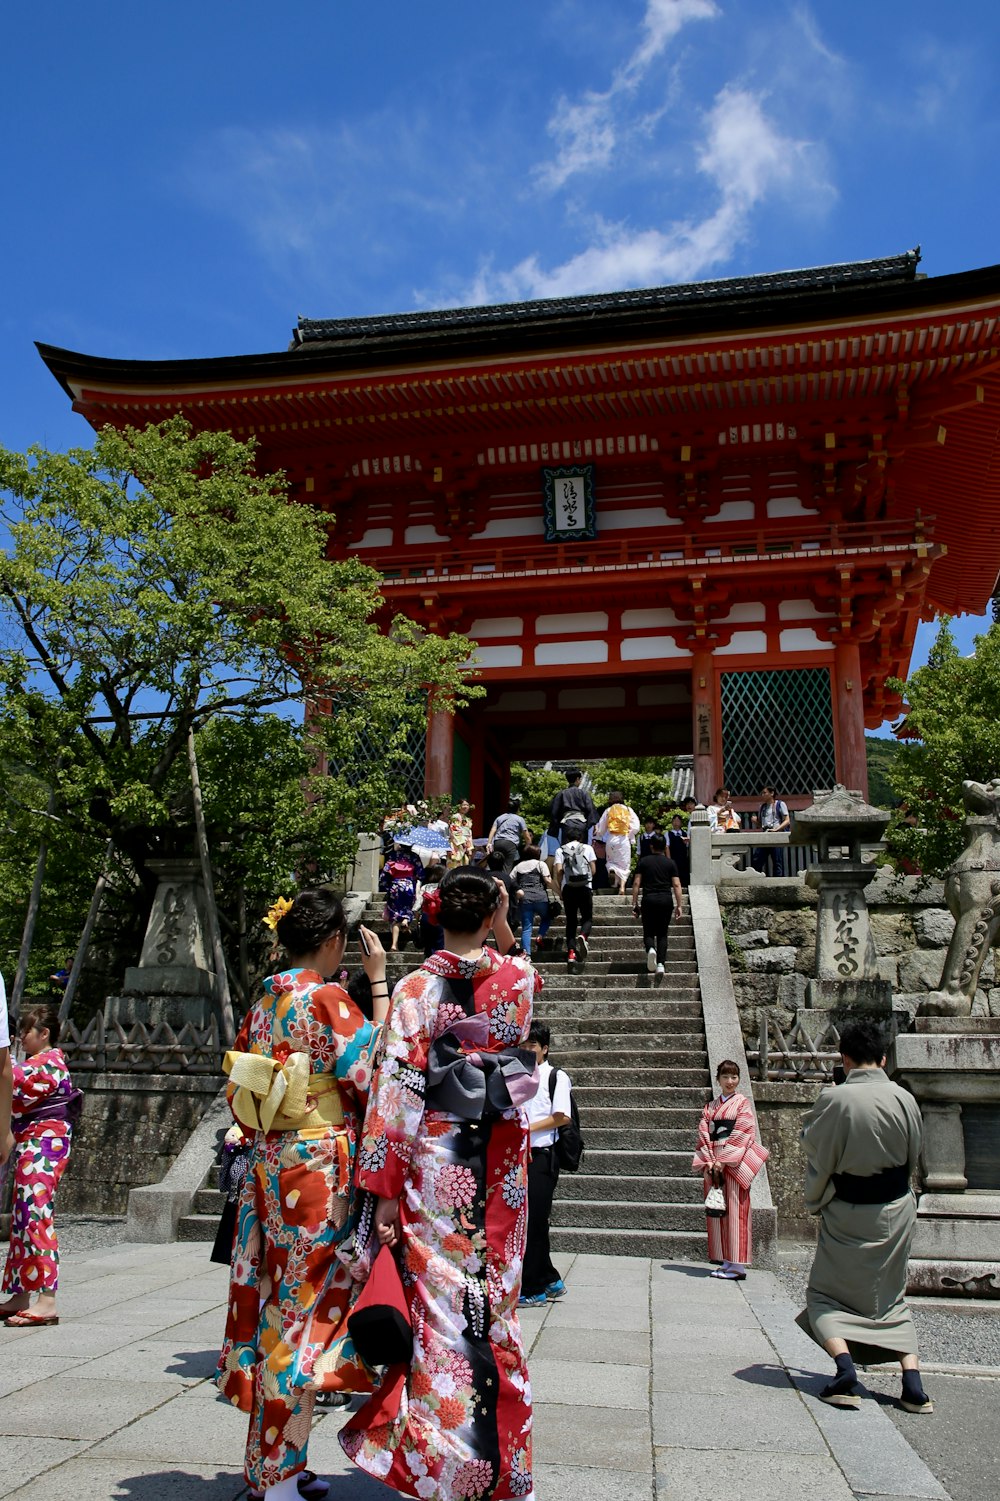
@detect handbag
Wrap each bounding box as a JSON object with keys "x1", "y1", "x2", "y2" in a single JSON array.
[
  {"x1": 347, "y1": 1244, "x2": 413, "y2": 1367},
  {"x1": 704, "y1": 1184, "x2": 727, "y2": 1217},
  {"x1": 546, "y1": 892, "x2": 562, "y2": 919}
]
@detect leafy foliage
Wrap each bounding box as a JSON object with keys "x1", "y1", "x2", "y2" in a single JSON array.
[
  {"x1": 0, "y1": 418, "x2": 477, "y2": 1009},
  {"x1": 884, "y1": 618, "x2": 1000, "y2": 875},
  {"x1": 865, "y1": 735, "x2": 905, "y2": 809}
]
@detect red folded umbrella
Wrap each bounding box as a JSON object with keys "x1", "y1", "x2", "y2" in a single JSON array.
[{"x1": 348, "y1": 1245, "x2": 413, "y2": 1368}]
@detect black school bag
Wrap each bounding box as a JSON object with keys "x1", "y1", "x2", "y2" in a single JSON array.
[{"x1": 546, "y1": 1066, "x2": 585, "y2": 1172}]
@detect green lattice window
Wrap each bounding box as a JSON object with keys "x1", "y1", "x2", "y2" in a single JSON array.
[
  {"x1": 720, "y1": 667, "x2": 835, "y2": 798},
  {"x1": 328, "y1": 701, "x2": 426, "y2": 804}
]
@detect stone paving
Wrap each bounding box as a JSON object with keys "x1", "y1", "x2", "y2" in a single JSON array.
[{"x1": 0, "y1": 1240, "x2": 958, "y2": 1501}]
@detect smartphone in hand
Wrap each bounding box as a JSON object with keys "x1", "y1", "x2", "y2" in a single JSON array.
[{"x1": 358, "y1": 927, "x2": 371, "y2": 956}]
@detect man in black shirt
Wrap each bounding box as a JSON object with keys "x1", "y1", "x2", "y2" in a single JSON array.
[
  {"x1": 631, "y1": 833, "x2": 683, "y2": 976},
  {"x1": 549, "y1": 769, "x2": 597, "y2": 847}
]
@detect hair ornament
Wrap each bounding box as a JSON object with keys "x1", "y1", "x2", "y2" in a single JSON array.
[{"x1": 263, "y1": 895, "x2": 294, "y2": 932}]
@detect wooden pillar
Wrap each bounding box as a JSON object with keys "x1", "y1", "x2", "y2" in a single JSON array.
[
  {"x1": 691, "y1": 651, "x2": 721, "y2": 804},
  {"x1": 468, "y1": 713, "x2": 486, "y2": 835},
  {"x1": 834, "y1": 641, "x2": 868, "y2": 797},
  {"x1": 425, "y1": 706, "x2": 455, "y2": 800}
]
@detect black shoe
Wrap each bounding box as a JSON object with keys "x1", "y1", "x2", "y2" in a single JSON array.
[{"x1": 819, "y1": 1373, "x2": 861, "y2": 1409}]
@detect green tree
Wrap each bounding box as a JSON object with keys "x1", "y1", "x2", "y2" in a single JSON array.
[
  {"x1": 885, "y1": 618, "x2": 1000, "y2": 874},
  {"x1": 0, "y1": 418, "x2": 477, "y2": 1007}
]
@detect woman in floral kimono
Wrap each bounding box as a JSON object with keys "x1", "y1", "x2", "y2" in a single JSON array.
[
  {"x1": 595, "y1": 792, "x2": 640, "y2": 895},
  {"x1": 692, "y1": 1059, "x2": 769, "y2": 1280},
  {"x1": 216, "y1": 889, "x2": 390, "y2": 1501},
  {"x1": 341, "y1": 867, "x2": 539, "y2": 1501},
  {"x1": 1, "y1": 1004, "x2": 79, "y2": 1327},
  {"x1": 381, "y1": 845, "x2": 423, "y2": 951}
]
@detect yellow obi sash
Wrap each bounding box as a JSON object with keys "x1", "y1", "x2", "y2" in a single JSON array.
[{"x1": 223, "y1": 1049, "x2": 345, "y2": 1134}]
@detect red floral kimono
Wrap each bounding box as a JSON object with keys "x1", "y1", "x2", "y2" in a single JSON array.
[
  {"x1": 340, "y1": 947, "x2": 539, "y2": 1501},
  {"x1": 2, "y1": 1048, "x2": 75, "y2": 1299},
  {"x1": 692, "y1": 1091, "x2": 769, "y2": 1265}
]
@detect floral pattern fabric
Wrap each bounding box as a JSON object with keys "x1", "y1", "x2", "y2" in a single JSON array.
[
  {"x1": 215, "y1": 968, "x2": 380, "y2": 1490},
  {"x1": 2, "y1": 1048, "x2": 74, "y2": 1298},
  {"x1": 340, "y1": 947, "x2": 539, "y2": 1501},
  {"x1": 382, "y1": 857, "x2": 421, "y2": 926}
]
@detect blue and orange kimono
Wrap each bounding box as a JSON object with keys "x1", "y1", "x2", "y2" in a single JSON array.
[
  {"x1": 215, "y1": 968, "x2": 381, "y2": 1491},
  {"x1": 2, "y1": 1047, "x2": 75, "y2": 1299}
]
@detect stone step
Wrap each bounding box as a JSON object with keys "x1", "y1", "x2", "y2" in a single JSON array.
[
  {"x1": 557, "y1": 1047, "x2": 708, "y2": 1070},
  {"x1": 549, "y1": 1020, "x2": 705, "y2": 1044},
  {"x1": 194, "y1": 1188, "x2": 226, "y2": 1216},
  {"x1": 586, "y1": 1126, "x2": 696, "y2": 1151},
  {"x1": 579, "y1": 1106, "x2": 702, "y2": 1128},
  {"x1": 555, "y1": 1158, "x2": 696, "y2": 1194},
  {"x1": 177, "y1": 1214, "x2": 219, "y2": 1243},
  {"x1": 562, "y1": 1030, "x2": 707, "y2": 1049},
  {"x1": 538, "y1": 999, "x2": 703, "y2": 1018},
  {"x1": 548, "y1": 1225, "x2": 706, "y2": 1259},
  {"x1": 551, "y1": 1198, "x2": 706, "y2": 1231},
  {"x1": 562, "y1": 1150, "x2": 698, "y2": 1180},
  {"x1": 573, "y1": 1085, "x2": 711, "y2": 1107},
  {"x1": 569, "y1": 1065, "x2": 711, "y2": 1087},
  {"x1": 535, "y1": 982, "x2": 702, "y2": 1002}
]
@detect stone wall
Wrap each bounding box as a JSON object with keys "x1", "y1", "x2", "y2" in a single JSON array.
[
  {"x1": 721, "y1": 868, "x2": 1000, "y2": 1048},
  {"x1": 55, "y1": 1071, "x2": 222, "y2": 1216},
  {"x1": 753, "y1": 1082, "x2": 823, "y2": 1240}
]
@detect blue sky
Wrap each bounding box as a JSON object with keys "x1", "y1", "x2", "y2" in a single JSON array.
[{"x1": 3, "y1": 0, "x2": 998, "y2": 701}]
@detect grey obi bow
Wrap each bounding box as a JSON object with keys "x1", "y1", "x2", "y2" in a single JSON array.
[{"x1": 425, "y1": 1012, "x2": 539, "y2": 1121}]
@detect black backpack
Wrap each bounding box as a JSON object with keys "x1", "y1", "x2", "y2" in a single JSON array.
[{"x1": 546, "y1": 1066, "x2": 584, "y2": 1172}]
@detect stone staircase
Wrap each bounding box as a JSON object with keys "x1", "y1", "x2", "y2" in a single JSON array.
[{"x1": 176, "y1": 889, "x2": 712, "y2": 1255}]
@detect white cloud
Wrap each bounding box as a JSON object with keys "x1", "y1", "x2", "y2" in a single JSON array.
[
  {"x1": 470, "y1": 87, "x2": 833, "y2": 302},
  {"x1": 536, "y1": 0, "x2": 719, "y2": 191}
]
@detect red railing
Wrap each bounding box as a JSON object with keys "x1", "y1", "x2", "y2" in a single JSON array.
[{"x1": 366, "y1": 516, "x2": 935, "y2": 587}]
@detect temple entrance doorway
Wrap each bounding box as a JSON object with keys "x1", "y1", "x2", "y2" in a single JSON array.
[{"x1": 453, "y1": 670, "x2": 693, "y2": 833}]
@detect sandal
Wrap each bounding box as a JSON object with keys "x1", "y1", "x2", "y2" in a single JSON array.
[
  {"x1": 247, "y1": 1471, "x2": 329, "y2": 1501},
  {"x1": 4, "y1": 1310, "x2": 59, "y2": 1327}
]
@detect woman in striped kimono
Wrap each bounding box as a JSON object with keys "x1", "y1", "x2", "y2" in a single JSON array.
[{"x1": 692, "y1": 1060, "x2": 769, "y2": 1280}]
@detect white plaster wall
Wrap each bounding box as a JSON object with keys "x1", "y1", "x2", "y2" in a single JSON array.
[
  {"x1": 779, "y1": 628, "x2": 833, "y2": 652},
  {"x1": 778, "y1": 598, "x2": 835, "y2": 620},
  {"x1": 467, "y1": 644, "x2": 524, "y2": 668},
  {"x1": 599, "y1": 506, "x2": 682, "y2": 530},
  {"x1": 720, "y1": 602, "x2": 766, "y2": 623},
  {"x1": 470, "y1": 516, "x2": 545, "y2": 540},
  {"x1": 621, "y1": 607, "x2": 680, "y2": 629},
  {"x1": 536, "y1": 611, "x2": 609, "y2": 635},
  {"x1": 715, "y1": 631, "x2": 768, "y2": 655},
  {"x1": 350, "y1": 527, "x2": 394, "y2": 549},
  {"x1": 704, "y1": 499, "x2": 756, "y2": 524},
  {"x1": 621, "y1": 636, "x2": 692, "y2": 660},
  {"x1": 469, "y1": 616, "x2": 523, "y2": 638},
  {"x1": 404, "y1": 524, "x2": 449, "y2": 545},
  {"x1": 766, "y1": 495, "x2": 819, "y2": 518},
  {"x1": 534, "y1": 640, "x2": 609, "y2": 665}
]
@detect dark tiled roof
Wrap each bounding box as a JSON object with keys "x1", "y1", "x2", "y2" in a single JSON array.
[{"x1": 293, "y1": 252, "x2": 921, "y2": 347}]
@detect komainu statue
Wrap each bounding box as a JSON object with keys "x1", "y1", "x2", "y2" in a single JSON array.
[{"x1": 920, "y1": 778, "x2": 1000, "y2": 1017}]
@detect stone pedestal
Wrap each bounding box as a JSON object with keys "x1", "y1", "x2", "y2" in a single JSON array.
[
  {"x1": 890, "y1": 1017, "x2": 1000, "y2": 1297},
  {"x1": 108, "y1": 858, "x2": 217, "y2": 1027}
]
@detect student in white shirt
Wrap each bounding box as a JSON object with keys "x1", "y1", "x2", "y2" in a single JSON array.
[{"x1": 519, "y1": 1021, "x2": 572, "y2": 1306}]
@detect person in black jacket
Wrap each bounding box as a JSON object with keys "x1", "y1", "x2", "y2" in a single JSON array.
[{"x1": 549, "y1": 769, "x2": 597, "y2": 847}]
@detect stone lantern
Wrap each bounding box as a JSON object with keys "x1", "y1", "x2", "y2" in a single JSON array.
[{"x1": 790, "y1": 784, "x2": 892, "y2": 1013}]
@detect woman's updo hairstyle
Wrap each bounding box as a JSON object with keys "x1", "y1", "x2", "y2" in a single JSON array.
[
  {"x1": 275, "y1": 888, "x2": 347, "y2": 957},
  {"x1": 438, "y1": 867, "x2": 501, "y2": 933}
]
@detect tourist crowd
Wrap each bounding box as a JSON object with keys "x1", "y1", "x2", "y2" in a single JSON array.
[{"x1": 0, "y1": 771, "x2": 934, "y2": 1501}]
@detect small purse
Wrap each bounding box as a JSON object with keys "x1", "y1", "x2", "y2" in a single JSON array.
[
  {"x1": 704, "y1": 1184, "x2": 727, "y2": 1217},
  {"x1": 347, "y1": 1244, "x2": 413, "y2": 1367},
  {"x1": 546, "y1": 893, "x2": 563, "y2": 919}
]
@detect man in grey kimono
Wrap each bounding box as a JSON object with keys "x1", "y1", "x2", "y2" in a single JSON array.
[{"x1": 801, "y1": 1019, "x2": 933, "y2": 1413}]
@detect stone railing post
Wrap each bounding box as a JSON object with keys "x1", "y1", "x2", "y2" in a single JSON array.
[{"x1": 688, "y1": 807, "x2": 713, "y2": 885}]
